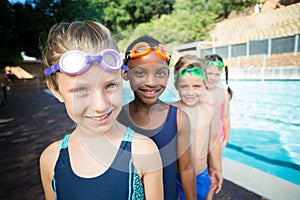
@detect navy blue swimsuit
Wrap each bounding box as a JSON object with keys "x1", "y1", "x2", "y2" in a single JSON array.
[
  {"x1": 118, "y1": 105, "x2": 178, "y2": 200},
  {"x1": 52, "y1": 128, "x2": 145, "y2": 200}
]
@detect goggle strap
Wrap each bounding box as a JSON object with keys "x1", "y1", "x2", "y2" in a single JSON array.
[
  {"x1": 43, "y1": 64, "x2": 60, "y2": 75},
  {"x1": 122, "y1": 64, "x2": 129, "y2": 71},
  {"x1": 86, "y1": 55, "x2": 102, "y2": 64},
  {"x1": 185, "y1": 68, "x2": 194, "y2": 73}
]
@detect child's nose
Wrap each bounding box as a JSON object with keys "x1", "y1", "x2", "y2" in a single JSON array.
[
  {"x1": 187, "y1": 87, "x2": 194, "y2": 95},
  {"x1": 145, "y1": 74, "x2": 157, "y2": 85},
  {"x1": 92, "y1": 90, "x2": 107, "y2": 112}
]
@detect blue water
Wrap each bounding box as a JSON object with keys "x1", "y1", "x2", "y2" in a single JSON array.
[
  {"x1": 123, "y1": 80, "x2": 300, "y2": 185},
  {"x1": 223, "y1": 80, "x2": 300, "y2": 185}
]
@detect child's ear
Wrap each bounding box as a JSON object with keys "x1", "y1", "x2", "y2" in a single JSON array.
[
  {"x1": 122, "y1": 70, "x2": 129, "y2": 81},
  {"x1": 47, "y1": 81, "x2": 64, "y2": 103}
]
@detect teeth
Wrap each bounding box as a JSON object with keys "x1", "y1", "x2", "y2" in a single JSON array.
[
  {"x1": 94, "y1": 114, "x2": 108, "y2": 121},
  {"x1": 145, "y1": 90, "x2": 155, "y2": 94}
]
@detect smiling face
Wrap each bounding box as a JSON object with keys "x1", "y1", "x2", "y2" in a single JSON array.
[
  {"x1": 125, "y1": 51, "x2": 169, "y2": 105},
  {"x1": 176, "y1": 73, "x2": 205, "y2": 107},
  {"x1": 49, "y1": 63, "x2": 123, "y2": 134},
  {"x1": 205, "y1": 65, "x2": 222, "y2": 89}
]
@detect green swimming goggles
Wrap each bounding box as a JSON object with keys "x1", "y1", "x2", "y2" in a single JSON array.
[
  {"x1": 174, "y1": 67, "x2": 207, "y2": 85},
  {"x1": 205, "y1": 60, "x2": 224, "y2": 69}
]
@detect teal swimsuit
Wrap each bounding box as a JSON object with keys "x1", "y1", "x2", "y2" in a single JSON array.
[{"x1": 52, "y1": 127, "x2": 145, "y2": 200}]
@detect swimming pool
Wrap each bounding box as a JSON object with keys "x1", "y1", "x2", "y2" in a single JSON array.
[
  {"x1": 123, "y1": 80, "x2": 300, "y2": 185},
  {"x1": 223, "y1": 80, "x2": 300, "y2": 185}
]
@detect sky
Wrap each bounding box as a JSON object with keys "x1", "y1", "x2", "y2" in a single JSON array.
[{"x1": 9, "y1": 0, "x2": 27, "y2": 4}]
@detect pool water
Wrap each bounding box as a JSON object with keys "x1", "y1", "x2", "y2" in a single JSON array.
[
  {"x1": 223, "y1": 80, "x2": 300, "y2": 185},
  {"x1": 123, "y1": 80, "x2": 300, "y2": 185}
]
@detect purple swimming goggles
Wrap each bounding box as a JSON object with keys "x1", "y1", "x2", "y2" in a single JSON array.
[{"x1": 43, "y1": 49, "x2": 128, "y2": 75}]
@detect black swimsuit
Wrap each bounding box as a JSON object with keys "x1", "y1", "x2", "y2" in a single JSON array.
[{"x1": 52, "y1": 127, "x2": 145, "y2": 200}]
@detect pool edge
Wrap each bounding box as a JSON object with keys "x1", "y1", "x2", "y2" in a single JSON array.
[{"x1": 222, "y1": 157, "x2": 300, "y2": 200}]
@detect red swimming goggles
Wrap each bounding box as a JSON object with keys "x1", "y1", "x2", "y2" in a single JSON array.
[{"x1": 124, "y1": 42, "x2": 171, "y2": 64}]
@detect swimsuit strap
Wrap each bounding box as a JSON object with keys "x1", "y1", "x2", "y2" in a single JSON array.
[
  {"x1": 60, "y1": 134, "x2": 70, "y2": 149},
  {"x1": 60, "y1": 129, "x2": 132, "y2": 149},
  {"x1": 123, "y1": 127, "x2": 134, "y2": 142},
  {"x1": 123, "y1": 127, "x2": 145, "y2": 199},
  {"x1": 53, "y1": 134, "x2": 70, "y2": 199}
]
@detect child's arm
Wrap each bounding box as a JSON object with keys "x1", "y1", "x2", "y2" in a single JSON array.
[
  {"x1": 207, "y1": 107, "x2": 223, "y2": 194},
  {"x1": 176, "y1": 109, "x2": 196, "y2": 200},
  {"x1": 222, "y1": 90, "x2": 231, "y2": 149},
  {"x1": 132, "y1": 134, "x2": 163, "y2": 200},
  {"x1": 39, "y1": 141, "x2": 61, "y2": 200}
]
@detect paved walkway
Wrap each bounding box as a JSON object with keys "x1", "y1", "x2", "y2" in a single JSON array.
[{"x1": 0, "y1": 79, "x2": 262, "y2": 200}]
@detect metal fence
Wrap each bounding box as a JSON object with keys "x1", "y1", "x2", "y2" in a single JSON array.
[
  {"x1": 173, "y1": 34, "x2": 300, "y2": 59},
  {"x1": 172, "y1": 34, "x2": 300, "y2": 80},
  {"x1": 200, "y1": 34, "x2": 299, "y2": 58}
]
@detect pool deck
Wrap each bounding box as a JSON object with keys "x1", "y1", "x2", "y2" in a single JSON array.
[
  {"x1": 223, "y1": 157, "x2": 300, "y2": 200},
  {"x1": 0, "y1": 79, "x2": 293, "y2": 199}
]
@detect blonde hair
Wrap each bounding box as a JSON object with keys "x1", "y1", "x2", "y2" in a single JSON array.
[{"x1": 43, "y1": 20, "x2": 117, "y2": 90}]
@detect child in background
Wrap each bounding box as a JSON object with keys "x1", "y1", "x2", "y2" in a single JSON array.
[
  {"x1": 204, "y1": 54, "x2": 232, "y2": 150},
  {"x1": 39, "y1": 21, "x2": 163, "y2": 200},
  {"x1": 117, "y1": 36, "x2": 196, "y2": 200},
  {"x1": 173, "y1": 55, "x2": 222, "y2": 200}
]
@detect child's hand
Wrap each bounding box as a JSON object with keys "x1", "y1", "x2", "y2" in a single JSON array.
[{"x1": 209, "y1": 170, "x2": 223, "y2": 194}]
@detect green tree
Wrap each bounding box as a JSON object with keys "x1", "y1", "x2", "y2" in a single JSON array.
[
  {"x1": 117, "y1": 0, "x2": 216, "y2": 51},
  {"x1": 0, "y1": 0, "x2": 20, "y2": 66},
  {"x1": 12, "y1": 2, "x2": 50, "y2": 58},
  {"x1": 53, "y1": 0, "x2": 104, "y2": 22},
  {"x1": 2, "y1": 0, "x2": 259, "y2": 66},
  {"x1": 100, "y1": 0, "x2": 173, "y2": 34}
]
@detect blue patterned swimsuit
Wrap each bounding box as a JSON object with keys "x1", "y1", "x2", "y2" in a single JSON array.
[{"x1": 52, "y1": 127, "x2": 145, "y2": 200}]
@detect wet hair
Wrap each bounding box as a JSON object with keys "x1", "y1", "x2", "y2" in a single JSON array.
[
  {"x1": 174, "y1": 54, "x2": 205, "y2": 73},
  {"x1": 124, "y1": 36, "x2": 170, "y2": 65},
  {"x1": 43, "y1": 20, "x2": 117, "y2": 90},
  {"x1": 224, "y1": 64, "x2": 233, "y2": 99},
  {"x1": 204, "y1": 54, "x2": 233, "y2": 99},
  {"x1": 204, "y1": 54, "x2": 223, "y2": 63}
]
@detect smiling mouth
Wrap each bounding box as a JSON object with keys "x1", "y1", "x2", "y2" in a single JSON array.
[
  {"x1": 94, "y1": 115, "x2": 108, "y2": 120},
  {"x1": 140, "y1": 88, "x2": 161, "y2": 96},
  {"x1": 144, "y1": 90, "x2": 156, "y2": 94},
  {"x1": 186, "y1": 97, "x2": 196, "y2": 101},
  {"x1": 89, "y1": 111, "x2": 112, "y2": 121}
]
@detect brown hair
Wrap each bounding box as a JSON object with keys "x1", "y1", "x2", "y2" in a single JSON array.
[{"x1": 174, "y1": 54, "x2": 205, "y2": 73}]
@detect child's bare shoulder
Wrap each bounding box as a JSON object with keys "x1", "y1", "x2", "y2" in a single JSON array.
[
  {"x1": 170, "y1": 101, "x2": 180, "y2": 108},
  {"x1": 132, "y1": 133, "x2": 158, "y2": 153},
  {"x1": 131, "y1": 132, "x2": 162, "y2": 174},
  {"x1": 199, "y1": 102, "x2": 214, "y2": 116},
  {"x1": 40, "y1": 139, "x2": 62, "y2": 165}
]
